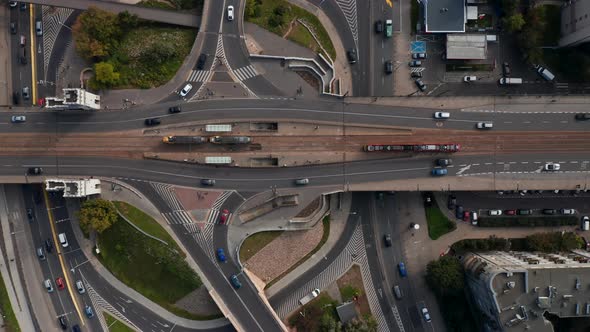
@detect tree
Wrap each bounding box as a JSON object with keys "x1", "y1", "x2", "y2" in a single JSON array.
[
  {"x1": 77, "y1": 199, "x2": 118, "y2": 234},
  {"x1": 268, "y1": 14, "x2": 284, "y2": 28},
  {"x1": 245, "y1": 0, "x2": 259, "y2": 18},
  {"x1": 503, "y1": 14, "x2": 525, "y2": 32},
  {"x1": 72, "y1": 6, "x2": 122, "y2": 60},
  {"x1": 319, "y1": 313, "x2": 342, "y2": 332},
  {"x1": 289, "y1": 305, "x2": 323, "y2": 331},
  {"x1": 426, "y1": 256, "x2": 464, "y2": 297},
  {"x1": 117, "y1": 11, "x2": 139, "y2": 33},
  {"x1": 94, "y1": 62, "x2": 120, "y2": 87}
]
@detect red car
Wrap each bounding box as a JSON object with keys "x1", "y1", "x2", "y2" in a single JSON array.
[
  {"x1": 56, "y1": 277, "x2": 65, "y2": 290},
  {"x1": 505, "y1": 209, "x2": 516, "y2": 216},
  {"x1": 463, "y1": 211, "x2": 470, "y2": 222},
  {"x1": 219, "y1": 209, "x2": 230, "y2": 224}
]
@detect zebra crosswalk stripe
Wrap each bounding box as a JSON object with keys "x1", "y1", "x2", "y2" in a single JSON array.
[
  {"x1": 150, "y1": 182, "x2": 183, "y2": 211},
  {"x1": 188, "y1": 70, "x2": 212, "y2": 82},
  {"x1": 233, "y1": 65, "x2": 258, "y2": 81},
  {"x1": 162, "y1": 211, "x2": 194, "y2": 225},
  {"x1": 211, "y1": 191, "x2": 233, "y2": 210}
]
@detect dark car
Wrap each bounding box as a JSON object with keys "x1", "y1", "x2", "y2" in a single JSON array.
[
  {"x1": 447, "y1": 195, "x2": 456, "y2": 210},
  {"x1": 424, "y1": 194, "x2": 433, "y2": 207},
  {"x1": 45, "y1": 239, "x2": 53, "y2": 253},
  {"x1": 197, "y1": 53, "x2": 207, "y2": 70},
  {"x1": 10, "y1": 22, "x2": 16, "y2": 34},
  {"x1": 27, "y1": 208, "x2": 34, "y2": 222},
  {"x1": 398, "y1": 262, "x2": 407, "y2": 277},
  {"x1": 383, "y1": 234, "x2": 392, "y2": 247},
  {"x1": 436, "y1": 159, "x2": 452, "y2": 166},
  {"x1": 505, "y1": 209, "x2": 517, "y2": 216},
  {"x1": 347, "y1": 48, "x2": 357, "y2": 64},
  {"x1": 575, "y1": 113, "x2": 590, "y2": 121},
  {"x1": 73, "y1": 324, "x2": 81, "y2": 332},
  {"x1": 58, "y1": 316, "x2": 67, "y2": 330},
  {"x1": 415, "y1": 79, "x2": 426, "y2": 91},
  {"x1": 384, "y1": 60, "x2": 393, "y2": 74},
  {"x1": 20, "y1": 56, "x2": 26, "y2": 65},
  {"x1": 502, "y1": 62, "x2": 511, "y2": 77},
  {"x1": 144, "y1": 118, "x2": 161, "y2": 126},
  {"x1": 20, "y1": 3, "x2": 26, "y2": 11},
  {"x1": 411, "y1": 71, "x2": 423, "y2": 78},
  {"x1": 542, "y1": 209, "x2": 557, "y2": 215},
  {"x1": 374, "y1": 20, "x2": 383, "y2": 33},
  {"x1": 27, "y1": 167, "x2": 43, "y2": 175},
  {"x1": 455, "y1": 205, "x2": 464, "y2": 219},
  {"x1": 12, "y1": 92, "x2": 20, "y2": 105},
  {"x1": 230, "y1": 274, "x2": 242, "y2": 289},
  {"x1": 168, "y1": 106, "x2": 181, "y2": 113},
  {"x1": 517, "y1": 209, "x2": 533, "y2": 215},
  {"x1": 201, "y1": 179, "x2": 215, "y2": 186}
]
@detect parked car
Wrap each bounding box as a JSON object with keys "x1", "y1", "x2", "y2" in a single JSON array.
[
  {"x1": 436, "y1": 158, "x2": 452, "y2": 166},
  {"x1": 433, "y1": 112, "x2": 450, "y2": 119},
  {"x1": 561, "y1": 208, "x2": 576, "y2": 215},
  {"x1": 505, "y1": 209, "x2": 517, "y2": 216},
  {"x1": 415, "y1": 79, "x2": 426, "y2": 91},
  {"x1": 431, "y1": 168, "x2": 448, "y2": 176},
  {"x1": 56, "y1": 277, "x2": 65, "y2": 290},
  {"x1": 421, "y1": 307, "x2": 432, "y2": 322},
  {"x1": 347, "y1": 48, "x2": 357, "y2": 64},
  {"x1": 455, "y1": 205, "x2": 464, "y2": 219},
  {"x1": 463, "y1": 76, "x2": 477, "y2": 82},
  {"x1": 489, "y1": 210, "x2": 502, "y2": 216},
  {"x1": 374, "y1": 20, "x2": 383, "y2": 33},
  {"x1": 144, "y1": 118, "x2": 161, "y2": 126},
  {"x1": 398, "y1": 262, "x2": 407, "y2": 277},
  {"x1": 447, "y1": 195, "x2": 456, "y2": 210},
  {"x1": 168, "y1": 106, "x2": 181, "y2": 113},
  {"x1": 227, "y1": 5, "x2": 234, "y2": 21},
  {"x1": 230, "y1": 274, "x2": 241, "y2": 289},
  {"x1": 471, "y1": 211, "x2": 478, "y2": 225},
  {"x1": 517, "y1": 209, "x2": 533, "y2": 215},
  {"x1": 544, "y1": 162, "x2": 560, "y2": 171},
  {"x1": 219, "y1": 209, "x2": 230, "y2": 224},
  {"x1": 463, "y1": 211, "x2": 470, "y2": 222},
  {"x1": 383, "y1": 234, "x2": 392, "y2": 247},
  {"x1": 384, "y1": 60, "x2": 393, "y2": 74},
  {"x1": 412, "y1": 53, "x2": 427, "y2": 59},
  {"x1": 179, "y1": 83, "x2": 193, "y2": 97},
  {"x1": 409, "y1": 60, "x2": 422, "y2": 67},
  {"x1": 542, "y1": 209, "x2": 557, "y2": 215},
  {"x1": 575, "y1": 113, "x2": 590, "y2": 121},
  {"x1": 411, "y1": 71, "x2": 423, "y2": 78},
  {"x1": 502, "y1": 62, "x2": 511, "y2": 76},
  {"x1": 216, "y1": 248, "x2": 226, "y2": 262}
]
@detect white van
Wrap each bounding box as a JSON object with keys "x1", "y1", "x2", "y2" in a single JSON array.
[
  {"x1": 499, "y1": 78, "x2": 523, "y2": 85},
  {"x1": 58, "y1": 233, "x2": 68, "y2": 247},
  {"x1": 536, "y1": 66, "x2": 555, "y2": 81},
  {"x1": 44, "y1": 279, "x2": 54, "y2": 292}
]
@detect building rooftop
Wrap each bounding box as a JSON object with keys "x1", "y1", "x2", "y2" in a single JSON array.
[
  {"x1": 446, "y1": 34, "x2": 487, "y2": 59},
  {"x1": 424, "y1": 0, "x2": 465, "y2": 33},
  {"x1": 560, "y1": 0, "x2": 590, "y2": 47},
  {"x1": 45, "y1": 179, "x2": 101, "y2": 197},
  {"x1": 336, "y1": 302, "x2": 357, "y2": 323}
]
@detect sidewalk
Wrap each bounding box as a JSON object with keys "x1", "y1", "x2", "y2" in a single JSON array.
[
  {"x1": 0, "y1": 5, "x2": 12, "y2": 107},
  {"x1": 67, "y1": 180, "x2": 229, "y2": 330},
  {"x1": 392, "y1": 0, "x2": 415, "y2": 96},
  {"x1": 265, "y1": 192, "x2": 350, "y2": 298}
]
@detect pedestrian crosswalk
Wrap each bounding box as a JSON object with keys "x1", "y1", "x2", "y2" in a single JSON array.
[
  {"x1": 84, "y1": 274, "x2": 140, "y2": 331},
  {"x1": 233, "y1": 65, "x2": 258, "y2": 81},
  {"x1": 410, "y1": 67, "x2": 425, "y2": 73},
  {"x1": 212, "y1": 191, "x2": 233, "y2": 210},
  {"x1": 41, "y1": 7, "x2": 74, "y2": 75},
  {"x1": 162, "y1": 210, "x2": 194, "y2": 225},
  {"x1": 187, "y1": 69, "x2": 213, "y2": 83},
  {"x1": 184, "y1": 222, "x2": 216, "y2": 261},
  {"x1": 150, "y1": 182, "x2": 183, "y2": 212}
]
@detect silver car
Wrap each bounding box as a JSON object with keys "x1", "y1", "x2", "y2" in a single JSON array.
[{"x1": 11, "y1": 115, "x2": 26, "y2": 123}]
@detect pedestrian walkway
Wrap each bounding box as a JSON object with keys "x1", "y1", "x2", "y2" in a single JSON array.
[{"x1": 41, "y1": 6, "x2": 74, "y2": 77}]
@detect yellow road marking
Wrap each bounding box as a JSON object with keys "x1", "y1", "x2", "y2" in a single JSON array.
[
  {"x1": 43, "y1": 190, "x2": 85, "y2": 325},
  {"x1": 29, "y1": 5, "x2": 37, "y2": 106}
]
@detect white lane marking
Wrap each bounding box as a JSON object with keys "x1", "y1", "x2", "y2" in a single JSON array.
[{"x1": 456, "y1": 164, "x2": 471, "y2": 175}]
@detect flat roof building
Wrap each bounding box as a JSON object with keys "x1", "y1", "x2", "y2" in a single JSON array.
[
  {"x1": 560, "y1": 0, "x2": 590, "y2": 47},
  {"x1": 422, "y1": 0, "x2": 466, "y2": 33},
  {"x1": 45, "y1": 179, "x2": 101, "y2": 198},
  {"x1": 45, "y1": 88, "x2": 101, "y2": 110},
  {"x1": 463, "y1": 250, "x2": 590, "y2": 331},
  {"x1": 446, "y1": 34, "x2": 487, "y2": 60}
]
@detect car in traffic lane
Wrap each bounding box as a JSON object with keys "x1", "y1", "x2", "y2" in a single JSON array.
[
  {"x1": 219, "y1": 209, "x2": 230, "y2": 224},
  {"x1": 398, "y1": 262, "x2": 407, "y2": 277},
  {"x1": 216, "y1": 248, "x2": 227, "y2": 262},
  {"x1": 227, "y1": 5, "x2": 234, "y2": 21},
  {"x1": 56, "y1": 277, "x2": 65, "y2": 290}
]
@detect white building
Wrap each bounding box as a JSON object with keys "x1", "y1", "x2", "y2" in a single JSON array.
[
  {"x1": 45, "y1": 179, "x2": 101, "y2": 198},
  {"x1": 45, "y1": 88, "x2": 101, "y2": 110}
]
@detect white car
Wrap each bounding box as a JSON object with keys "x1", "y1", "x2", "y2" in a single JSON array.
[
  {"x1": 433, "y1": 112, "x2": 450, "y2": 119},
  {"x1": 421, "y1": 307, "x2": 431, "y2": 322},
  {"x1": 489, "y1": 210, "x2": 502, "y2": 216},
  {"x1": 179, "y1": 83, "x2": 193, "y2": 97},
  {"x1": 544, "y1": 162, "x2": 560, "y2": 171},
  {"x1": 463, "y1": 76, "x2": 477, "y2": 82},
  {"x1": 11, "y1": 115, "x2": 26, "y2": 123},
  {"x1": 227, "y1": 5, "x2": 234, "y2": 21},
  {"x1": 561, "y1": 208, "x2": 576, "y2": 215},
  {"x1": 476, "y1": 122, "x2": 493, "y2": 129}
]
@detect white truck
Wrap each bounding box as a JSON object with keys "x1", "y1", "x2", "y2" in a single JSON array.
[
  {"x1": 535, "y1": 65, "x2": 555, "y2": 81},
  {"x1": 299, "y1": 288, "x2": 320, "y2": 305},
  {"x1": 499, "y1": 77, "x2": 523, "y2": 85}
]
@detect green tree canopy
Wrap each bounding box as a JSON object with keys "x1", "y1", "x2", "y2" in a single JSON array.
[
  {"x1": 72, "y1": 6, "x2": 122, "y2": 60},
  {"x1": 503, "y1": 14, "x2": 526, "y2": 32},
  {"x1": 526, "y1": 232, "x2": 583, "y2": 252},
  {"x1": 94, "y1": 62, "x2": 120, "y2": 87},
  {"x1": 77, "y1": 199, "x2": 118, "y2": 234},
  {"x1": 426, "y1": 256, "x2": 464, "y2": 297}
]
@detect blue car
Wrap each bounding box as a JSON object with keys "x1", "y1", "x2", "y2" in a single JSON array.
[
  {"x1": 398, "y1": 262, "x2": 407, "y2": 277},
  {"x1": 230, "y1": 275, "x2": 242, "y2": 289},
  {"x1": 216, "y1": 248, "x2": 226, "y2": 262},
  {"x1": 84, "y1": 305, "x2": 94, "y2": 318},
  {"x1": 431, "y1": 168, "x2": 448, "y2": 176}
]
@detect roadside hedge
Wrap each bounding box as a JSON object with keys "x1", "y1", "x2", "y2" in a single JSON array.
[{"x1": 478, "y1": 216, "x2": 578, "y2": 227}]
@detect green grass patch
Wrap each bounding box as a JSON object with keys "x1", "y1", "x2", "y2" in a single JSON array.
[
  {"x1": 97, "y1": 216, "x2": 203, "y2": 319},
  {"x1": 424, "y1": 202, "x2": 456, "y2": 240},
  {"x1": 245, "y1": 0, "x2": 336, "y2": 60},
  {"x1": 240, "y1": 231, "x2": 284, "y2": 262},
  {"x1": 137, "y1": 0, "x2": 175, "y2": 9},
  {"x1": 112, "y1": 201, "x2": 181, "y2": 253},
  {"x1": 411, "y1": 0, "x2": 419, "y2": 34},
  {"x1": 265, "y1": 216, "x2": 330, "y2": 289},
  {"x1": 478, "y1": 216, "x2": 578, "y2": 227},
  {"x1": 288, "y1": 24, "x2": 319, "y2": 52},
  {"x1": 340, "y1": 284, "x2": 361, "y2": 302},
  {"x1": 0, "y1": 273, "x2": 20, "y2": 332},
  {"x1": 104, "y1": 312, "x2": 134, "y2": 332},
  {"x1": 108, "y1": 26, "x2": 196, "y2": 89},
  {"x1": 138, "y1": 0, "x2": 204, "y2": 13}
]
